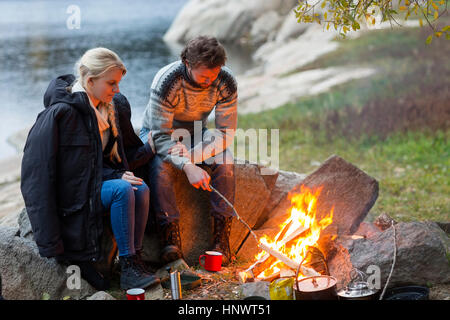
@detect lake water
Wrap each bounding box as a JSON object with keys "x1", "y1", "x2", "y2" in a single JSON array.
[{"x1": 0, "y1": 0, "x2": 253, "y2": 159}]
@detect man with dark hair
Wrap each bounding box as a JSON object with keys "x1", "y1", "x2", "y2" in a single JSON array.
[{"x1": 140, "y1": 36, "x2": 237, "y2": 265}]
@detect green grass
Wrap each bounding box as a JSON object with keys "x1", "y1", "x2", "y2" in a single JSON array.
[{"x1": 233, "y1": 24, "x2": 450, "y2": 223}]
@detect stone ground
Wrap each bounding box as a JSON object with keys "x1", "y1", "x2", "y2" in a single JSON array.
[
  {"x1": 103, "y1": 260, "x2": 449, "y2": 300},
  {"x1": 105, "y1": 261, "x2": 246, "y2": 300},
  {"x1": 166, "y1": 266, "x2": 242, "y2": 300},
  {"x1": 429, "y1": 284, "x2": 450, "y2": 300}
]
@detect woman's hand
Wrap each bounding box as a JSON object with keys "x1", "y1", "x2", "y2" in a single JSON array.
[
  {"x1": 121, "y1": 171, "x2": 143, "y2": 190},
  {"x1": 182, "y1": 163, "x2": 212, "y2": 191},
  {"x1": 168, "y1": 142, "x2": 190, "y2": 160}
]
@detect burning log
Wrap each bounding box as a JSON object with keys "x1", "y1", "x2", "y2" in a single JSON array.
[
  {"x1": 242, "y1": 225, "x2": 310, "y2": 279},
  {"x1": 247, "y1": 254, "x2": 275, "y2": 277},
  {"x1": 258, "y1": 242, "x2": 320, "y2": 277},
  {"x1": 255, "y1": 271, "x2": 281, "y2": 283},
  {"x1": 258, "y1": 242, "x2": 298, "y2": 270},
  {"x1": 238, "y1": 270, "x2": 254, "y2": 284},
  {"x1": 278, "y1": 225, "x2": 309, "y2": 245},
  {"x1": 302, "y1": 246, "x2": 328, "y2": 275},
  {"x1": 280, "y1": 268, "x2": 295, "y2": 278}
]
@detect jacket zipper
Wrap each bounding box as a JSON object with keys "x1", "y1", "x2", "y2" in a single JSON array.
[{"x1": 85, "y1": 98, "x2": 100, "y2": 262}]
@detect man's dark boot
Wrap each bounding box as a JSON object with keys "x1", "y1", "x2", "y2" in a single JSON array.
[
  {"x1": 158, "y1": 222, "x2": 183, "y2": 264},
  {"x1": 119, "y1": 255, "x2": 160, "y2": 290},
  {"x1": 212, "y1": 216, "x2": 234, "y2": 266}
]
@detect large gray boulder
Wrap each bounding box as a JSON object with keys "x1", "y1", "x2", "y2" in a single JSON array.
[
  {"x1": 325, "y1": 221, "x2": 450, "y2": 290},
  {"x1": 0, "y1": 225, "x2": 96, "y2": 300},
  {"x1": 17, "y1": 207, "x2": 117, "y2": 278},
  {"x1": 249, "y1": 11, "x2": 282, "y2": 46},
  {"x1": 163, "y1": 0, "x2": 298, "y2": 45}
]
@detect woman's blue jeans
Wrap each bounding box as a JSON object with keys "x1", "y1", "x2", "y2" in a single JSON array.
[{"x1": 100, "y1": 179, "x2": 149, "y2": 257}]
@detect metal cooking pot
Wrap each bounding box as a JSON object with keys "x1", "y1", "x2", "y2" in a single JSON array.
[
  {"x1": 295, "y1": 275, "x2": 338, "y2": 300},
  {"x1": 294, "y1": 249, "x2": 338, "y2": 300}
]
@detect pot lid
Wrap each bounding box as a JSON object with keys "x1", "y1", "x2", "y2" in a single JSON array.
[
  {"x1": 337, "y1": 281, "x2": 379, "y2": 298},
  {"x1": 296, "y1": 276, "x2": 337, "y2": 292}
]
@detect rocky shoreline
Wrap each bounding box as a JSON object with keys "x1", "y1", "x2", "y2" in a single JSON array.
[
  {"x1": 164, "y1": 0, "x2": 419, "y2": 114},
  {"x1": 0, "y1": 127, "x2": 29, "y2": 227}
]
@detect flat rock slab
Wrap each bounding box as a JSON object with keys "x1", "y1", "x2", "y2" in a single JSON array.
[
  {"x1": 300, "y1": 155, "x2": 379, "y2": 235},
  {"x1": 260, "y1": 155, "x2": 379, "y2": 235}
]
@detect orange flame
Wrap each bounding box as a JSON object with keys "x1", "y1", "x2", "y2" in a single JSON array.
[{"x1": 255, "y1": 186, "x2": 334, "y2": 279}]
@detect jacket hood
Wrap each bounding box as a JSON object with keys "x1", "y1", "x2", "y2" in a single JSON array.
[{"x1": 43, "y1": 74, "x2": 90, "y2": 114}]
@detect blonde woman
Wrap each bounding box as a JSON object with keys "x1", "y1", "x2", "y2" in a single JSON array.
[{"x1": 21, "y1": 48, "x2": 159, "y2": 291}]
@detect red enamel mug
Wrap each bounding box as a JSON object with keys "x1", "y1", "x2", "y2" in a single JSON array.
[
  {"x1": 199, "y1": 251, "x2": 223, "y2": 272},
  {"x1": 126, "y1": 288, "x2": 145, "y2": 300}
]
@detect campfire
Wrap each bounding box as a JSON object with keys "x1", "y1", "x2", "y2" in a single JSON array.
[{"x1": 239, "y1": 186, "x2": 334, "y2": 283}]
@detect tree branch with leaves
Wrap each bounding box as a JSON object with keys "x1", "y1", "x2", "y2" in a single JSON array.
[{"x1": 294, "y1": 0, "x2": 449, "y2": 43}]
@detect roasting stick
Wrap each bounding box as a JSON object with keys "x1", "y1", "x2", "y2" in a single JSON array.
[
  {"x1": 210, "y1": 185, "x2": 309, "y2": 245},
  {"x1": 209, "y1": 184, "x2": 259, "y2": 243}
]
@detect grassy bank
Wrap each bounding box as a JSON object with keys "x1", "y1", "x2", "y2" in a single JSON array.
[{"x1": 236, "y1": 24, "x2": 449, "y2": 222}]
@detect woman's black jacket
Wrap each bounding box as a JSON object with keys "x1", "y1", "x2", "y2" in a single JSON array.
[{"x1": 20, "y1": 74, "x2": 154, "y2": 262}]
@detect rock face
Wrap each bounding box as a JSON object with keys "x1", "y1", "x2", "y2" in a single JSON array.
[
  {"x1": 249, "y1": 11, "x2": 282, "y2": 46},
  {"x1": 163, "y1": 0, "x2": 298, "y2": 45},
  {"x1": 325, "y1": 221, "x2": 450, "y2": 290},
  {"x1": 300, "y1": 155, "x2": 379, "y2": 235},
  {"x1": 0, "y1": 226, "x2": 96, "y2": 300}
]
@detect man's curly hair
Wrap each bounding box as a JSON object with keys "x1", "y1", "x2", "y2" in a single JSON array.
[{"x1": 181, "y1": 35, "x2": 227, "y2": 68}]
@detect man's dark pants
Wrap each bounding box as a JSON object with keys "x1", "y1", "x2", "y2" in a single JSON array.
[{"x1": 140, "y1": 127, "x2": 235, "y2": 229}]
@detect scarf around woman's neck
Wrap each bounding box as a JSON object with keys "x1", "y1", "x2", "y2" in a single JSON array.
[{"x1": 71, "y1": 81, "x2": 121, "y2": 163}]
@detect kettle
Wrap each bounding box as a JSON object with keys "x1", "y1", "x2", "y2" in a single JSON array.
[{"x1": 337, "y1": 268, "x2": 379, "y2": 300}]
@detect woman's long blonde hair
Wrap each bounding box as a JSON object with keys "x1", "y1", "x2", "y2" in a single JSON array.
[{"x1": 75, "y1": 47, "x2": 126, "y2": 163}]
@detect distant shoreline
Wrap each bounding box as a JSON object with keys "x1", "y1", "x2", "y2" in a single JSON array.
[
  {"x1": 5, "y1": 127, "x2": 29, "y2": 156},
  {"x1": 0, "y1": 128, "x2": 27, "y2": 226}
]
